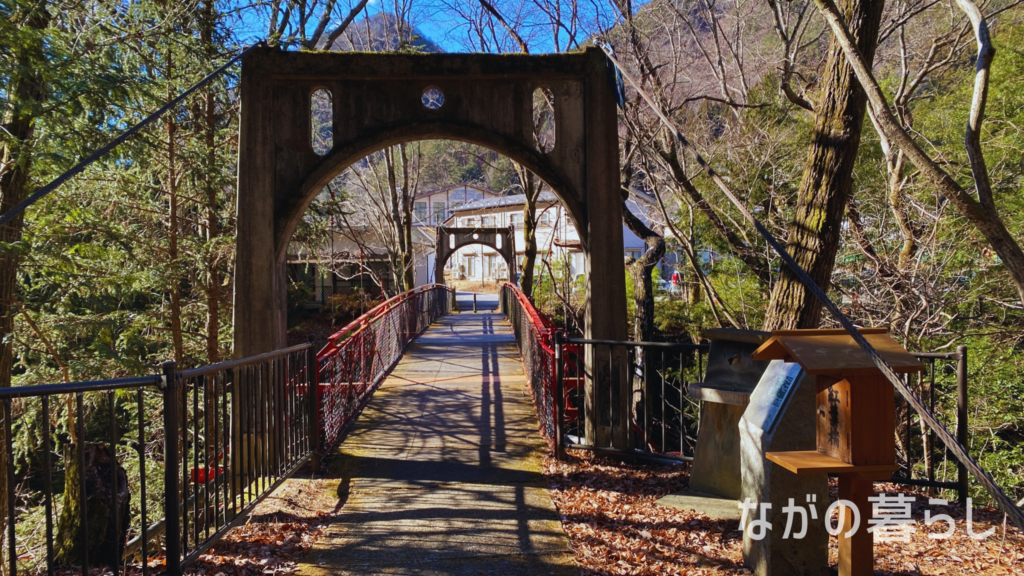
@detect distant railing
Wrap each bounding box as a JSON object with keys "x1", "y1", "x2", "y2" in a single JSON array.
[{"x1": 316, "y1": 284, "x2": 454, "y2": 452}]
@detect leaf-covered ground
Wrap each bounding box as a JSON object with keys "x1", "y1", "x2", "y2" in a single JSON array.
[
  {"x1": 171, "y1": 451, "x2": 1024, "y2": 576},
  {"x1": 183, "y1": 476, "x2": 336, "y2": 576},
  {"x1": 543, "y1": 450, "x2": 1024, "y2": 575}
]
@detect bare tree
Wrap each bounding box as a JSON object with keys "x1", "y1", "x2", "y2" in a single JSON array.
[
  {"x1": 811, "y1": 0, "x2": 1024, "y2": 306},
  {"x1": 336, "y1": 144, "x2": 421, "y2": 294},
  {"x1": 263, "y1": 0, "x2": 372, "y2": 49}
]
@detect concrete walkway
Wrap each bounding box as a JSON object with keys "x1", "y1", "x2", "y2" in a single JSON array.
[{"x1": 302, "y1": 296, "x2": 576, "y2": 576}]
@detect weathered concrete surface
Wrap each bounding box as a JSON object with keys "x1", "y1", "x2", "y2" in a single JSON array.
[
  {"x1": 233, "y1": 48, "x2": 629, "y2": 449},
  {"x1": 656, "y1": 491, "x2": 742, "y2": 521},
  {"x1": 300, "y1": 309, "x2": 577, "y2": 576},
  {"x1": 436, "y1": 228, "x2": 517, "y2": 285},
  {"x1": 740, "y1": 369, "x2": 829, "y2": 576}
]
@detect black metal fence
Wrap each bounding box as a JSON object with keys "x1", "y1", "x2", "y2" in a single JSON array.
[
  {"x1": 894, "y1": 349, "x2": 969, "y2": 502},
  {"x1": 0, "y1": 284, "x2": 455, "y2": 576},
  {"x1": 0, "y1": 343, "x2": 317, "y2": 576},
  {"x1": 173, "y1": 344, "x2": 317, "y2": 567},
  {"x1": 500, "y1": 281, "x2": 970, "y2": 495},
  {"x1": 557, "y1": 338, "x2": 709, "y2": 462},
  {"x1": 556, "y1": 338, "x2": 970, "y2": 500}
]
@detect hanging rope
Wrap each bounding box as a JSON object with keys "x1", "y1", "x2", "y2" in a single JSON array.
[
  {"x1": 596, "y1": 41, "x2": 1024, "y2": 530},
  {"x1": 0, "y1": 41, "x2": 267, "y2": 229}
]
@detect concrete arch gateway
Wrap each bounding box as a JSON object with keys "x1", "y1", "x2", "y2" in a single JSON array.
[
  {"x1": 435, "y1": 226, "x2": 517, "y2": 285},
  {"x1": 233, "y1": 48, "x2": 631, "y2": 446}
]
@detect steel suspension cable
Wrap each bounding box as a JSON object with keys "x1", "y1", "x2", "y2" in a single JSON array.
[
  {"x1": 597, "y1": 41, "x2": 1024, "y2": 529},
  {"x1": 0, "y1": 41, "x2": 267, "y2": 229}
]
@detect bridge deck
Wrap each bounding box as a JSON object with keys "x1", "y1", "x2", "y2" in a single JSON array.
[{"x1": 302, "y1": 295, "x2": 576, "y2": 575}]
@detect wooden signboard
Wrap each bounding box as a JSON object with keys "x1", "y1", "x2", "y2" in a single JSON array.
[
  {"x1": 815, "y1": 375, "x2": 896, "y2": 466},
  {"x1": 752, "y1": 327, "x2": 924, "y2": 576}
]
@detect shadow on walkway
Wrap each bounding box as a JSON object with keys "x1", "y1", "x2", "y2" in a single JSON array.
[{"x1": 301, "y1": 310, "x2": 576, "y2": 576}]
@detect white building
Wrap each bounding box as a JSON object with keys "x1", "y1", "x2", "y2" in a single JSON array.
[
  {"x1": 412, "y1": 184, "x2": 499, "y2": 227},
  {"x1": 440, "y1": 191, "x2": 649, "y2": 283}
]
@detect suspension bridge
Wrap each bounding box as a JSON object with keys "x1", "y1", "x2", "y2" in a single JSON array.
[{"x1": 2, "y1": 44, "x2": 1021, "y2": 576}]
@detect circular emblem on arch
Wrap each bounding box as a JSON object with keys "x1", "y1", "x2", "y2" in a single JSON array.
[{"x1": 422, "y1": 87, "x2": 445, "y2": 110}]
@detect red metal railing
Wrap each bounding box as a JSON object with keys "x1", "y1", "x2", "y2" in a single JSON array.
[
  {"x1": 499, "y1": 283, "x2": 581, "y2": 450},
  {"x1": 315, "y1": 284, "x2": 454, "y2": 451}
]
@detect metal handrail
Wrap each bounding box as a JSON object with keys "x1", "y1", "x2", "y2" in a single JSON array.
[
  {"x1": 566, "y1": 337, "x2": 709, "y2": 350},
  {"x1": 180, "y1": 342, "x2": 312, "y2": 378},
  {"x1": 0, "y1": 375, "x2": 162, "y2": 399}
]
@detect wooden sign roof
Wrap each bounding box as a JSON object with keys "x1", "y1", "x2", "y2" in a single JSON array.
[{"x1": 751, "y1": 328, "x2": 924, "y2": 376}]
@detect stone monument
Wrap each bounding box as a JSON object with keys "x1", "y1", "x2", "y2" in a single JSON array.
[{"x1": 739, "y1": 358, "x2": 829, "y2": 576}]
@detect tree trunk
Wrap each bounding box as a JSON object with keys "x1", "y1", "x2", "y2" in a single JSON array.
[
  {"x1": 200, "y1": 0, "x2": 222, "y2": 486},
  {"x1": 384, "y1": 146, "x2": 413, "y2": 292},
  {"x1": 166, "y1": 52, "x2": 184, "y2": 363},
  {"x1": 0, "y1": 4, "x2": 50, "y2": 560},
  {"x1": 517, "y1": 165, "x2": 540, "y2": 298},
  {"x1": 622, "y1": 202, "x2": 665, "y2": 430},
  {"x1": 399, "y1": 144, "x2": 415, "y2": 290},
  {"x1": 814, "y1": 0, "x2": 1024, "y2": 306},
  {"x1": 54, "y1": 442, "x2": 130, "y2": 567},
  {"x1": 622, "y1": 204, "x2": 665, "y2": 343},
  {"x1": 201, "y1": 0, "x2": 220, "y2": 365},
  {"x1": 763, "y1": 0, "x2": 884, "y2": 330}
]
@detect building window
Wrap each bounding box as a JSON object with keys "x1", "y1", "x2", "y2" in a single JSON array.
[
  {"x1": 433, "y1": 202, "x2": 446, "y2": 225},
  {"x1": 482, "y1": 216, "x2": 494, "y2": 227},
  {"x1": 572, "y1": 252, "x2": 585, "y2": 276},
  {"x1": 539, "y1": 210, "x2": 553, "y2": 227},
  {"x1": 464, "y1": 217, "x2": 478, "y2": 227},
  {"x1": 414, "y1": 201, "x2": 427, "y2": 222},
  {"x1": 510, "y1": 213, "x2": 523, "y2": 227}
]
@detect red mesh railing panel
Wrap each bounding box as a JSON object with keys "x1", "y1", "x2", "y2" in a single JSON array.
[
  {"x1": 315, "y1": 284, "x2": 454, "y2": 452},
  {"x1": 499, "y1": 283, "x2": 581, "y2": 450}
]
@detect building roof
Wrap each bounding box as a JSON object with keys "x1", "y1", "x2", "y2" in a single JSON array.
[
  {"x1": 413, "y1": 183, "x2": 497, "y2": 200},
  {"x1": 452, "y1": 191, "x2": 559, "y2": 212}
]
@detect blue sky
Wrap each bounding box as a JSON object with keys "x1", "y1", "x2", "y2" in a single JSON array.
[{"x1": 226, "y1": 0, "x2": 649, "y2": 53}]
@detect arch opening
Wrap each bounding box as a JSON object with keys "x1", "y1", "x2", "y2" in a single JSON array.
[
  {"x1": 310, "y1": 88, "x2": 333, "y2": 156},
  {"x1": 435, "y1": 239, "x2": 515, "y2": 285},
  {"x1": 532, "y1": 86, "x2": 556, "y2": 154},
  {"x1": 236, "y1": 49, "x2": 629, "y2": 446},
  {"x1": 280, "y1": 125, "x2": 586, "y2": 263},
  {"x1": 287, "y1": 139, "x2": 582, "y2": 314}
]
